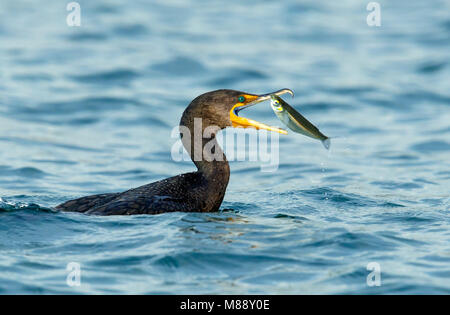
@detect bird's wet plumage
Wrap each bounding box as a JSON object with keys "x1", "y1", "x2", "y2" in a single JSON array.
[{"x1": 58, "y1": 172, "x2": 219, "y2": 214}]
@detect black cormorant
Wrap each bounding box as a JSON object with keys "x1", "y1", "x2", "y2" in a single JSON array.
[{"x1": 56, "y1": 89, "x2": 293, "y2": 215}]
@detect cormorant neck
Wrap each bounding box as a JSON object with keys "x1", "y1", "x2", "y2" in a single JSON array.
[
  {"x1": 195, "y1": 136, "x2": 230, "y2": 180},
  {"x1": 180, "y1": 116, "x2": 230, "y2": 182}
]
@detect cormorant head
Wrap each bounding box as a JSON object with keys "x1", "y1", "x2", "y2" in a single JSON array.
[{"x1": 182, "y1": 89, "x2": 294, "y2": 134}]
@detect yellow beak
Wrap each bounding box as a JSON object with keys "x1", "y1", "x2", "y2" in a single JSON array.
[{"x1": 230, "y1": 88, "x2": 294, "y2": 134}]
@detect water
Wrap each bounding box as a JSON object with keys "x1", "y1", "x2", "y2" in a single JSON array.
[{"x1": 1, "y1": 0, "x2": 449, "y2": 294}]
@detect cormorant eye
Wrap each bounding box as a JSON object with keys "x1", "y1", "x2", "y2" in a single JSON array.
[{"x1": 238, "y1": 96, "x2": 246, "y2": 103}]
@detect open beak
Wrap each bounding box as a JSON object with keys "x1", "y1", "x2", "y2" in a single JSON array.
[{"x1": 230, "y1": 88, "x2": 294, "y2": 134}]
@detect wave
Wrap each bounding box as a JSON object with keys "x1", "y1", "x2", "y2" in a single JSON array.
[{"x1": 0, "y1": 198, "x2": 55, "y2": 213}]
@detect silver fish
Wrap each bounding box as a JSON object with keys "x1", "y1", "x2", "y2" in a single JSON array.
[{"x1": 270, "y1": 94, "x2": 330, "y2": 149}]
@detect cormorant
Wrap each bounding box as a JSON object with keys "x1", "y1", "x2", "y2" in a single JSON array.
[{"x1": 56, "y1": 89, "x2": 293, "y2": 215}]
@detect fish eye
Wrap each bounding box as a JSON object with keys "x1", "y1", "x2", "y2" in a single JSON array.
[
  {"x1": 238, "y1": 96, "x2": 245, "y2": 103},
  {"x1": 274, "y1": 101, "x2": 280, "y2": 106}
]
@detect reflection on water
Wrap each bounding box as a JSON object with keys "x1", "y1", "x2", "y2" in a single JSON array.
[{"x1": 0, "y1": 0, "x2": 449, "y2": 294}]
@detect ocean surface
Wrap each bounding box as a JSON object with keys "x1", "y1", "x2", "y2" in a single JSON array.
[{"x1": 0, "y1": 0, "x2": 449, "y2": 294}]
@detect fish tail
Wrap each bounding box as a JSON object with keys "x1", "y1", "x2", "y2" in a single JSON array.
[{"x1": 321, "y1": 138, "x2": 331, "y2": 150}]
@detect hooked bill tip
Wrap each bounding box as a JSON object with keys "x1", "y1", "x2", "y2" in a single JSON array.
[
  {"x1": 282, "y1": 88, "x2": 294, "y2": 98},
  {"x1": 272, "y1": 88, "x2": 294, "y2": 98}
]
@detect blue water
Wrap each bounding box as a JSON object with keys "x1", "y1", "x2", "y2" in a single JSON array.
[{"x1": 1, "y1": 0, "x2": 449, "y2": 294}]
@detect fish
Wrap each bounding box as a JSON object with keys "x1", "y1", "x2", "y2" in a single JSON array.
[{"x1": 270, "y1": 94, "x2": 330, "y2": 149}]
